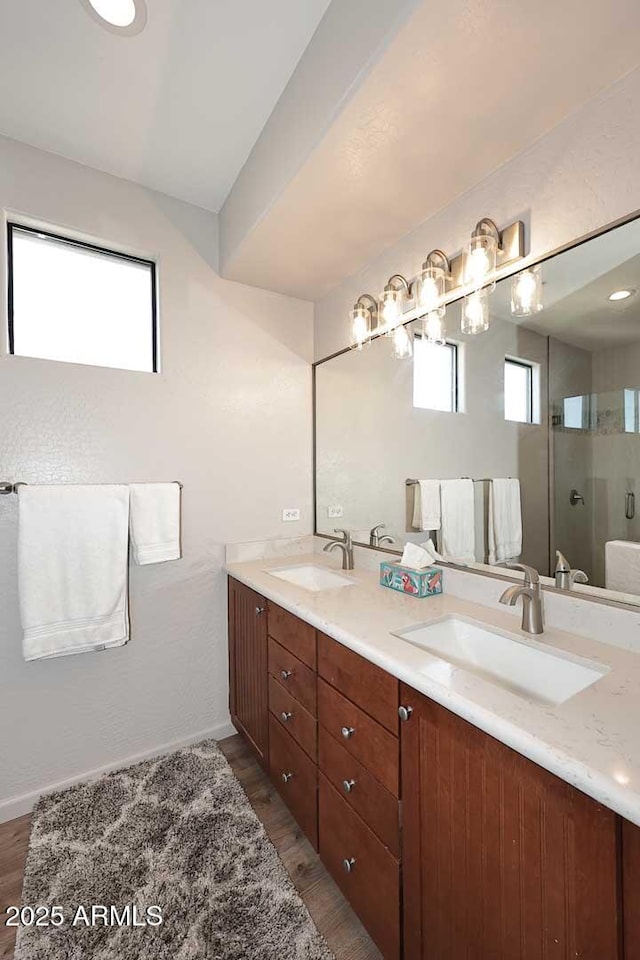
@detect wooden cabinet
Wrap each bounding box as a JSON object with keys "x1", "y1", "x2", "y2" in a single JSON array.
[
  {"x1": 228, "y1": 578, "x2": 269, "y2": 767},
  {"x1": 269, "y1": 714, "x2": 318, "y2": 848},
  {"x1": 400, "y1": 684, "x2": 621, "y2": 960},
  {"x1": 623, "y1": 819, "x2": 640, "y2": 960}
]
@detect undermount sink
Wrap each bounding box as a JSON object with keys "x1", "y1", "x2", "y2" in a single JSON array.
[
  {"x1": 393, "y1": 615, "x2": 609, "y2": 706},
  {"x1": 267, "y1": 563, "x2": 354, "y2": 592}
]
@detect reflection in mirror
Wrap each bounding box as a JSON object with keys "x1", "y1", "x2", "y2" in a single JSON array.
[{"x1": 315, "y1": 214, "x2": 640, "y2": 605}]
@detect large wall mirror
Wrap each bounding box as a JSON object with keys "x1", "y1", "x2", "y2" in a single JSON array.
[{"x1": 315, "y1": 214, "x2": 640, "y2": 608}]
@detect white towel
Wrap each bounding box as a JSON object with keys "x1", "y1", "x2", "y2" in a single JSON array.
[
  {"x1": 18, "y1": 485, "x2": 130, "y2": 661},
  {"x1": 605, "y1": 540, "x2": 640, "y2": 594},
  {"x1": 488, "y1": 479, "x2": 522, "y2": 565},
  {"x1": 129, "y1": 483, "x2": 181, "y2": 565},
  {"x1": 439, "y1": 479, "x2": 475, "y2": 563},
  {"x1": 411, "y1": 480, "x2": 441, "y2": 531}
]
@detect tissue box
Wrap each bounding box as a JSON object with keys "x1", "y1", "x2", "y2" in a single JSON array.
[{"x1": 379, "y1": 561, "x2": 443, "y2": 598}]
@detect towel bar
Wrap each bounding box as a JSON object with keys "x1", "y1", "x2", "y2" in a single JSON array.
[{"x1": 0, "y1": 480, "x2": 182, "y2": 494}]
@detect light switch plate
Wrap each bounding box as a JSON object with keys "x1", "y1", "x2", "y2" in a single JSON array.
[{"x1": 282, "y1": 508, "x2": 300, "y2": 522}]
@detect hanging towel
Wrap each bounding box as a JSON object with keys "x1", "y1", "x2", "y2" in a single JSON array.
[
  {"x1": 411, "y1": 480, "x2": 441, "y2": 531},
  {"x1": 488, "y1": 478, "x2": 522, "y2": 565},
  {"x1": 129, "y1": 482, "x2": 181, "y2": 565},
  {"x1": 439, "y1": 479, "x2": 475, "y2": 563},
  {"x1": 18, "y1": 485, "x2": 130, "y2": 661},
  {"x1": 605, "y1": 540, "x2": 640, "y2": 595}
]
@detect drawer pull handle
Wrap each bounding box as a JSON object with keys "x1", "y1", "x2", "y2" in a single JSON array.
[
  {"x1": 341, "y1": 726, "x2": 355, "y2": 740},
  {"x1": 343, "y1": 857, "x2": 356, "y2": 874},
  {"x1": 255, "y1": 606, "x2": 265, "y2": 615},
  {"x1": 281, "y1": 772, "x2": 294, "y2": 783},
  {"x1": 281, "y1": 711, "x2": 293, "y2": 723},
  {"x1": 398, "y1": 705, "x2": 413, "y2": 722},
  {"x1": 280, "y1": 669, "x2": 293, "y2": 680},
  {"x1": 342, "y1": 779, "x2": 356, "y2": 794}
]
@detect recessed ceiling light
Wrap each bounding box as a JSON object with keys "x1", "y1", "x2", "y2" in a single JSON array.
[
  {"x1": 608, "y1": 289, "x2": 635, "y2": 302},
  {"x1": 80, "y1": 0, "x2": 146, "y2": 34}
]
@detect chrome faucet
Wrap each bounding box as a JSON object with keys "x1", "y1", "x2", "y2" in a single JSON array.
[
  {"x1": 323, "y1": 529, "x2": 354, "y2": 570},
  {"x1": 369, "y1": 523, "x2": 395, "y2": 548},
  {"x1": 554, "y1": 550, "x2": 588, "y2": 590},
  {"x1": 499, "y1": 563, "x2": 544, "y2": 635}
]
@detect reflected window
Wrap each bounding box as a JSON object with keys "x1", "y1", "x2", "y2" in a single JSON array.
[
  {"x1": 564, "y1": 395, "x2": 587, "y2": 429},
  {"x1": 8, "y1": 222, "x2": 157, "y2": 372},
  {"x1": 413, "y1": 339, "x2": 458, "y2": 412},
  {"x1": 504, "y1": 358, "x2": 533, "y2": 423}
]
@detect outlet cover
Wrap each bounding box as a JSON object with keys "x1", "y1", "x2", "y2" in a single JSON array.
[
  {"x1": 327, "y1": 505, "x2": 344, "y2": 518},
  {"x1": 282, "y1": 508, "x2": 300, "y2": 522}
]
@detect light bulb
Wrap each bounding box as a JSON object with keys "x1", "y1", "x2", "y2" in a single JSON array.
[
  {"x1": 349, "y1": 304, "x2": 371, "y2": 350},
  {"x1": 461, "y1": 289, "x2": 489, "y2": 335},
  {"x1": 380, "y1": 289, "x2": 401, "y2": 331},
  {"x1": 423, "y1": 311, "x2": 446, "y2": 344},
  {"x1": 392, "y1": 323, "x2": 412, "y2": 359},
  {"x1": 511, "y1": 266, "x2": 542, "y2": 317},
  {"x1": 466, "y1": 232, "x2": 498, "y2": 290},
  {"x1": 418, "y1": 266, "x2": 445, "y2": 313}
]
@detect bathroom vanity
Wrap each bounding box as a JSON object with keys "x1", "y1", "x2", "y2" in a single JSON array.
[{"x1": 227, "y1": 555, "x2": 640, "y2": 960}]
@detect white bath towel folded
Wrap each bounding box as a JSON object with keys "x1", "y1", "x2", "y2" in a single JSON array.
[
  {"x1": 411, "y1": 479, "x2": 441, "y2": 531},
  {"x1": 488, "y1": 478, "x2": 522, "y2": 565},
  {"x1": 129, "y1": 482, "x2": 181, "y2": 565},
  {"x1": 605, "y1": 540, "x2": 640, "y2": 595},
  {"x1": 439, "y1": 479, "x2": 475, "y2": 563},
  {"x1": 18, "y1": 485, "x2": 130, "y2": 661}
]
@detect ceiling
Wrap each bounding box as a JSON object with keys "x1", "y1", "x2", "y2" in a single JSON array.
[{"x1": 0, "y1": 0, "x2": 330, "y2": 211}]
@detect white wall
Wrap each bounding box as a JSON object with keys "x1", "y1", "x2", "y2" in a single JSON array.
[
  {"x1": 0, "y1": 136, "x2": 314, "y2": 819},
  {"x1": 315, "y1": 66, "x2": 640, "y2": 360}
]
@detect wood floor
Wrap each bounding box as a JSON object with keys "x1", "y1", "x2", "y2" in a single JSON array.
[{"x1": 0, "y1": 734, "x2": 381, "y2": 960}]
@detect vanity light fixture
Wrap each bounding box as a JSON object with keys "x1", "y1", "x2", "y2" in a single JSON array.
[
  {"x1": 379, "y1": 274, "x2": 411, "y2": 334},
  {"x1": 349, "y1": 294, "x2": 378, "y2": 350},
  {"x1": 511, "y1": 265, "x2": 543, "y2": 317},
  {"x1": 461, "y1": 288, "x2": 490, "y2": 335},
  {"x1": 391, "y1": 322, "x2": 413, "y2": 360},
  {"x1": 417, "y1": 250, "x2": 449, "y2": 316},
  {"x1": 465, "y1": 218, "x2": 501, "y2": 291},
  {"x1": 608, "y1": 288, "x2": 635, "y2": 301}
]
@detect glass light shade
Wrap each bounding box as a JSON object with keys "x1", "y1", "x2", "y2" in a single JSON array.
[
  {"x1": 379, "y1": 287, "x2": 403, "y2": 333},
  {"x1": 417, "y1": 266, "x2": 445, "y2": 314},
  {"x1": 466, "y1": 233, "x2": 498, "y2": 291},
  {"x1": 392, "y1": 323, "x2": 413, "y2": 359},
  {"x1": 422, "y1": 310, "x2": 446, "y2": 345},
  {"x1": 461, "y1": 289, "x2": 490, "y2": 335},
  {"x1": 349, "y1": 304, "x2": 371, "y2": 350},
  {"x1": 511, "y1": 266, "x2": 543, "y2": 317}
]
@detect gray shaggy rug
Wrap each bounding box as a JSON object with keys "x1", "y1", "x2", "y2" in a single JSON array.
[{"x1": 16, "y1": 739, "x2": 334, "y2": 960}]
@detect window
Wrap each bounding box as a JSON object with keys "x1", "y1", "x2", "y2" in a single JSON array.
[
  {"x1": 504, "y1": 358, "x2": 533, "y2": 423},
  {"x1": 413, "y1": 339, "x2": 458, "y2": 412},
  {"x1": 8, "y1": 223, "x2": 157, "y2": 372}
]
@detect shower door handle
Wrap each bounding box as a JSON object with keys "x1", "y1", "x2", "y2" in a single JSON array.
[
  {"x1": 569, "y1": 489, "x2": 584, "y2": 506},
  {"x1": 626, "y1": 492, "x2": 635, "y2": 520}
]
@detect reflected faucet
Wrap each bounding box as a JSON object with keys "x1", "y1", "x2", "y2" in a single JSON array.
[
  {"x1": 554, "y1": 550, "x2": 588, "y2": 590},
  {"x1": 369, "y1": 523, "x2": 395, "y2": 548},
  {"x1": 323, "y1": 529, "x2": 354, "y2": 570},
  {"x1": 499, "y1": 563, "x2": 544, "y2": 635}
]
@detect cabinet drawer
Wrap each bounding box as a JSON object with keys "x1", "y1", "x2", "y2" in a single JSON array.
[
  {"x1": 267, "y1": 602, "x2": 316, "y2": 668},
  {"x1": 269, "y1": 715, "x2": 317, "y2": 849},
  {"x1": 318, "y1": 679, "x2": 398, "y2": 796},
  {"x1": 318, "y1": 632, "x2": 399, "y2": 734},
  {"x1": 319, "y1": 774, "x2": 400, "y2": 960},
  {"x1": 269, "y1": 674, "x2": 317, "y2": 762},
  {"x1": 319, "y1": 726, "x2": 399, "y2": 857},
  {"x1": 268, "y1": 638, "x2": 317, "y2": 715}
]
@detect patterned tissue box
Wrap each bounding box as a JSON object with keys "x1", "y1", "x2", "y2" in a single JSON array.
[{"x1": 379, "y1": 561, "x2": 443, "y2": 598}]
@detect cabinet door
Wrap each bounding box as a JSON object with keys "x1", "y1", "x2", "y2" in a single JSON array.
[
  {"x1": 400, "y1": 684, "x2": 620, "y2": 960},
  {"x1": 228, "y1": 577, "x2": 268, "y2": 766},
  {"x1": 623, "y1": 819, "x2": 640, "y2": 960}
]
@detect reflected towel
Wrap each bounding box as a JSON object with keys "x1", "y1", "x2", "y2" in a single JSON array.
[
  {"x1": 411, "y1": 480, "x2": 441, "y2": 531},
  {"x1": 439, "y1": 479, "x2": 475, "y2": 563},
  {"x1": 129, "y1": 482, "x2": 181, "y2": 565},
  {"x1": 488, "y1": 478, "x2": 522, "y2": 564},
  {"x1": 605, "y1": 540, "x2": 640, "y2": 595},
  {"x1": 18, "y1": 485, "x2": 130, "y2": 661}
]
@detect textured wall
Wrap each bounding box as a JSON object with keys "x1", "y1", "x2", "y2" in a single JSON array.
[
  {"x1": 0, "y1": 136, "x2": 313, "y2": 818},
  {"x1": 315, "y1": 66, "x2": 640, "y2": 360}
]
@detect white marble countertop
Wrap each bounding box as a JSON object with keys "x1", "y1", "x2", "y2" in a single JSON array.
[{"x1": 225, "y1": 551, "x2": 640, "y2": 826}]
